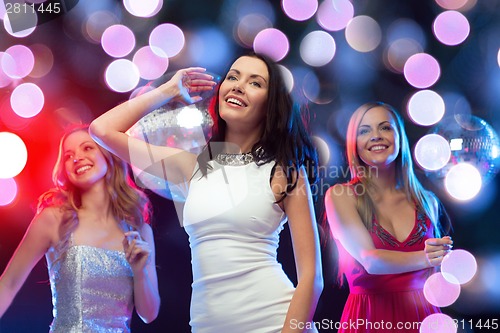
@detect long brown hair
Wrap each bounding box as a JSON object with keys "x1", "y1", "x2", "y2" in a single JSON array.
[{"x1": 37, "y1": 124, "x2": 151, "y2": 265}]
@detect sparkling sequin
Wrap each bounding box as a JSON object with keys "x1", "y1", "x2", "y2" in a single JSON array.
[
  {"x1": 215, "y1": 152, "x2": 254, "y2": 166},
  {"x1": 47, "y1": 246, "x2": 134, "y2": 333}
]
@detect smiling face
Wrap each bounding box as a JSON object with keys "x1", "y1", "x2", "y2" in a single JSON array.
[
  {"x1": 356, "y1": 106, "x2": 400, "y2": 169},
  {"x1": 218, "y1": 56, "x2": 269, "y2": 132},
  {"x1": 62, "y1": 130, "x2": 108, "y2": 190}
]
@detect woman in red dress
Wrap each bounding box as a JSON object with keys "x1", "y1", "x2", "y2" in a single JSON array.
[{"x1": 325, "y1": 102, "x2": 453, "y2": 333}]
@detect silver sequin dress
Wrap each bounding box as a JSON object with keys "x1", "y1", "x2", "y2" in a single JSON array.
[{"x1": 46, "y1": 243, "x2": 134, "y2": 333}]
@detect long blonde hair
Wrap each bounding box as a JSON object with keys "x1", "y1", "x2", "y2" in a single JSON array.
[
  {"x1": 37, "y1": 124, "x2": 151, "y2": 264},
  {"x1": 345, "y1": 102, "x2": 442, "y2": 236}
]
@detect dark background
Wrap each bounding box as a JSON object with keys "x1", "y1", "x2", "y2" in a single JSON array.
[{"x1": 1, "y1": 0, "x2": 500, "y2": 332}]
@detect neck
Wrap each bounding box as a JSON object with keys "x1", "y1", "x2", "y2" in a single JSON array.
[
  {"x1": 224, "y1": 127, "x2": 262, "y2": 154},
  {"x1": 366, "y1": 163, "x2": 399, "y2": 197},
  {"x1": 79, "y1": 181, "x2": 113, "y2": 222}
]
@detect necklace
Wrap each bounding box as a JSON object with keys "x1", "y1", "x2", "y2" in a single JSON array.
[{"x1": 215, "y1": 152, "x2": 254, "y2": 166}]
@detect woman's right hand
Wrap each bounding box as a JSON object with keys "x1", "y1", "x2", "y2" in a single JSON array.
[
  {"x1": 162, "y1": 67, "x2": 217, "y2": 105},
  {"x1": 424, "y1": 236, "x2": 453, "y2": 267}
]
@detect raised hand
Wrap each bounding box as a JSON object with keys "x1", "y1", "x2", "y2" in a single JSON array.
[
  {"x1": 163, "y1": 67, "x2": 217, "y2": 105},
  {"x1": 424, "y1": 235, "x2": 453, "y2": 267}
]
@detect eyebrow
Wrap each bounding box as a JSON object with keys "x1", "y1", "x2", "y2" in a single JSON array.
[
  {"x1": 64, "y1": 141, "x2": 94, "y2": 154},
  {"x1": 228, "y1": 69, "x2": 268, "y2": 84},
  {"x1": 359, "y1": 121, "x2": 392, "y2": 128}
]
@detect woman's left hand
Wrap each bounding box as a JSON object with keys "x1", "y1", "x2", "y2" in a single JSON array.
[{"x1": 123, "y1": 231, "x2": 152, "y2": 274}]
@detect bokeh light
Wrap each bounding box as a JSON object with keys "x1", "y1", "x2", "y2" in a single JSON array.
[
  {"x1": 101, "y1": 24, "x2": 136, "y2": 58},
  {"x1": 442, "y1": 249, "x2": 478, "y2": 284},
  {"x1": 105, "y1": 59, "x2": 140, "y2": 93},
  {"x1": 387, "y1": 18, "x2": 426, "y2": 47},
  {"x1": 299, "y1": 30, "x2": 336, "y2": 67},
  {"x1": 445, "y1": 163, "x2": 482, "y2": 201},
  {"x1": 282, "y1": 0, "x2": 318, "y2": 22},
  {"x1": 435, "y1": 0, "x2": 468, "y2": 10},
  {"x1": 253, "y1": 28, "x2": 289, "y2": 62},
  {"x1": 312, "y1": 136, "x2": 330, "y2": 165},
  {"x1": 316, "y1": 0, "x2": 354, "y2": 32},
  {"x1": 407, "y1": 90, "x2": 445, "y2": 126},
  {"x1": 29, "y1": 43, "x2": 54, "y2": 78},
  {"x1": 3, "y1": 45, "x2": 34, "y2": 79},
  {"x1": 278, "y1": 64, "x2": 294, "y2": 93},
  {"x1": 0, "y1": 132, "x2": 28, "y2": 179},
  {"x1": 302, "y1": 71, "x2": 336, "y2": 105},
  {"x1": 149, "y1": 23, "x2": 185, "y2": 58},
  {"x1": 385, "y1": 38, "x2": 423, "y2": 73},
  {"x1": 10, "y1": 83, "x2": 45, "y2": 118},
  {"x1": 133, "y1": 46, "x2": 169, "y2": 80},
  {"x1": 423, "y1": 272, "x2": 461, "y2": 307},
  {"x1": 420, "y1": 313, "x2": 457, "y2": 333},
  {"x1": 414, "y1": 134, "x2": 451, "y2": 171},
  {"x1": 433, "y1": 11, "x2": 470, "y2": 46},
  {"x1": 404, "y1": 53, "x2": 441, "y2": 88},
  {"x1": 85, "y1": 11, "x2": 120, "y2": 44},
  {"x1": 235, "y1": 14, "x2": 272, "y2": 48},
  {"x1": 0, "y1": 52, "x2": 13, "y2": 88},
  {"x1": 0, "y1": 178, "x2": 18, "y2": 206},
  {"x1": 123, "y1": 0, "x2": 163, "y2": 18},
  {"x1": 345, "y1": 15, "x2": 382, "y2": 53}
]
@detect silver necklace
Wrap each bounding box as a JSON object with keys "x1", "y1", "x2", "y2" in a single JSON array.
[{"x1": 215, "y1": 152, "x2": 254, "y2": 166}]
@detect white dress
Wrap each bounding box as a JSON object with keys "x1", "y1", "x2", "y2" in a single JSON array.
[{"x1": 183, "y1": 159, "x2": 297, "y2": 333}]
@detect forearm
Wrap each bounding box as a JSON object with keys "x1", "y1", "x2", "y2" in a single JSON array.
[
  {"x1": 132, "y1": 269, "x2": 160, "y2": 323},
  {"x1": 90, "y1": 83, "x2": 176, "y2": 138},
  {"x1": 282, "y1": 275, "x2": 323, "y2": 333},
  {"x1": 0, "y1": 281, "x2": 17, "y2": 318},
  {"x1": 360, "y1": 249, "x2": 430, "y2": 274}
]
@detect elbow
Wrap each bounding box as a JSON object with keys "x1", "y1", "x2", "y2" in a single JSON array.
[
  {"x1": 140, "y1": 302, "x2": 160, "y2": 324},
  {"x1": 88, "y1": 120, "x2": 106, "y2": 144},
  {"x1": 359, "y1": 250, "x2": 383, "y2": 275}
]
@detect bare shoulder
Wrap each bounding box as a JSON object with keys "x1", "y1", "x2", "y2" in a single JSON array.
[
  {"x1": 34, "y1": 206, "x2": 63, "y2": 228},
  {"x1": 326, "y1": 183, "x2": 357, "y2": 206}
]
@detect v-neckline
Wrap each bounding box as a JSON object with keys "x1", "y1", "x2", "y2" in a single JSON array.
[{"x1": 373, "y1": 209, "x2": 418, "y2": 244}]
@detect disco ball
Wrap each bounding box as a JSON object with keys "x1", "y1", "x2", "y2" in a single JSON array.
[
  {"x1": 425, "y1": 114, "x2": 500, "y2": 187},
  {"x1": 127, "y1": 74, "x2": 219, "y2": 199}
]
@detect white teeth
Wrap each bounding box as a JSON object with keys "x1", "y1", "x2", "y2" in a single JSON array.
[
  {"x1": 227, "y1": 98, "x2": 244, "y2": 107},
  {"x1": 76, "y1": 165, "x2": 92, "y2": 175},
  {"x1": 370, "y1": 146, "x2": 387, "y2": 151}
]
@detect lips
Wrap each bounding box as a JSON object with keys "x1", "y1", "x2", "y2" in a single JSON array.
[
  {"x1": 75, "y1": 165, "x2": 92, "y2": 175},
  {"x1": 225, "y1": 96, "x2": 247, "y2": 107},
  {"x1": 369, "y1": 145, "x2": 388, "y2": 151}
]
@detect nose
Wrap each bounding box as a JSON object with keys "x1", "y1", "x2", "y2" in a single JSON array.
[
  {"x1": 73, "y1": 154, "x2": 83, "y2": 163},
  {"x1": 370, "y1": 135, "x2": 382, "y2": 142},
  {"x1": 231, "y1": 84, "x2": 243, "y2": 93}
]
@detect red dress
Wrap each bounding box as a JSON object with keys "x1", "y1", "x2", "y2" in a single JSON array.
[{"x1": 336, "y1": 209, "x2": 440, "y2": 333}]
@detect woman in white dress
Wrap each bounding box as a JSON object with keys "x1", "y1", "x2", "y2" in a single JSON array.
[{"x1": 89, "y1": 53, "x2": 323, "y2": 333}]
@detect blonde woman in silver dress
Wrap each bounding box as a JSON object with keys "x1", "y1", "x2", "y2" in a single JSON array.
[{"x1": 0, "y1": 124, "x2": 160, "y2": 332}]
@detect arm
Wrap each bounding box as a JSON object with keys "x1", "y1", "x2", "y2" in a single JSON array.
[
  {"x1": 279, "y1": 167, "x2": 323, "y2": 333},
  {"x1": 0, "y1": 208, "x2": 58, "y2": 318},
  {"x1": 325, "y1": 184, "x2": 452, "y2": 275},
  {"x1": 123, "y1": 224, "x2": 160, "y2": 323},
  {"x1": 89, "y1": 68, "x2": 216, "y2": 183}
]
